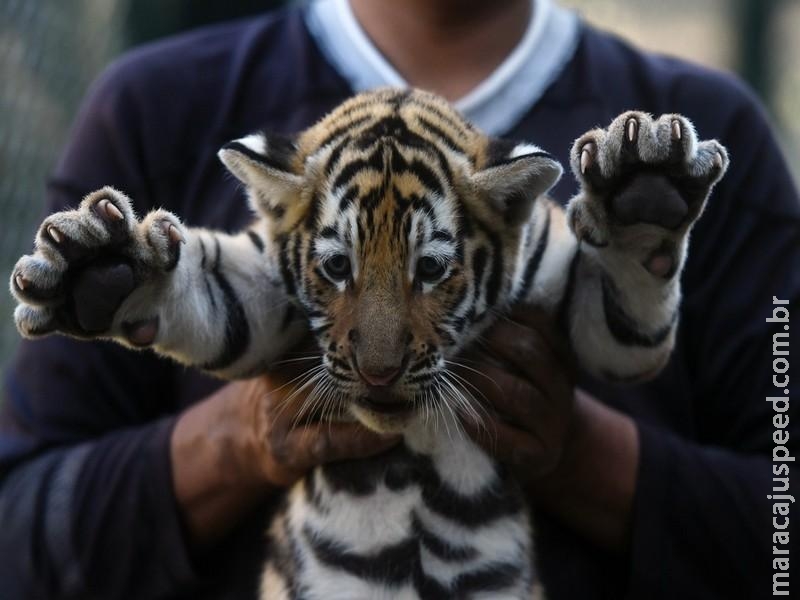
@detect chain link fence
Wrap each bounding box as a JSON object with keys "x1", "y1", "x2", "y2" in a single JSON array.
[{"x1": 0, "y1": 0, "x2": 131, "y2": 368}]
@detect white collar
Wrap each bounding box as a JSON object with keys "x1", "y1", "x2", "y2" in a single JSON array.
[{"x1": 305, "y1": 0, "x2": 580, "y2": 135}]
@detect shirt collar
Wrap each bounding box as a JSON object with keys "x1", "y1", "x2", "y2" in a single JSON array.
[{"x1": 304, "y1": 0, "x2": 580, "y2": 136}]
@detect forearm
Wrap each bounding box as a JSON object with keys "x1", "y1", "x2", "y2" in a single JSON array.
[
  {"x1": 527, "y1": 389, "x2": 639, "y2": 552},
  {"x1": 0, "y1": 418, "x2": 198, "y2": 600},
  {"x1": 170, "y1": 380, "x2": 282, "y2": 548}
]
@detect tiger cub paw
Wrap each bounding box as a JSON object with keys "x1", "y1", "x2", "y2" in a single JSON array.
[
  {"x1": 566, "y1": 111, "x2": 728, "y2": 277},
  {"x1": 10, "y1": 187, "x2": 185, "y2": 344}
]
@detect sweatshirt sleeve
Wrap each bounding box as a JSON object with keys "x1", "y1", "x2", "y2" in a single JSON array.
[
  {"x1": 0, "y1": 54, "x2": 201, "y2": 599},
  {"x1": 625, "y1": 82, "x2": 800, "y2": 598}
]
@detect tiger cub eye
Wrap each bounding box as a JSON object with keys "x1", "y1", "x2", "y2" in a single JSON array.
[
  {"x1": 323, "y1": 254, "x2": 351, "y2": 281},
  {"x1": 416, "y1": 257, "x2": 446, "y2": 283}
]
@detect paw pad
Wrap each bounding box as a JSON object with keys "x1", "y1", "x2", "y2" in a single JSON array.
[
  {"x1": 567, "y1": 112, "x2": 729, "y2": 278},
  {"x1": 645, "y1": 253, "x2": 674, "y2": 278},
  {"x1": 122, "y1": 317, "x2": 159, "y2": 347},
  {"x1": 12, "y1": 186, "x2": 184, "y2": 341}
]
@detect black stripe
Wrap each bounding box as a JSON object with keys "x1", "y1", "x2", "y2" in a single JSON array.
[
  {"x1": 222, "y1": 138, "x2": 294, "y2": 174},
  {"x1": 601, "y1": 275, "x2": 676, "y2": 347},
  {"x1": 203, "y1": 274, "x2": 217, "y2": 313},
  {"x1": 411, "y1": 516, "x2": 477, "y2": 562},
  {"x1": 505, "y1": 150, "x2": 553, "y2": 164},
  {"x1": 264, "y1": 511, "x2": 304, "y2": 600},
  {"x1": 444, "y1": 281, "x2": 470, "y2": 317},
  {"x1": 516, "y1": 208, "x2": 551, "y2": 302},
  {"x1": 326, "y1": 369, "x2": 356, "y2": 382},
  {"x1": 388, "y1": 88, "x2": 412, "y2": 108},
  {"x1": 413, "y1": 558, "x2": 524, "y2": 599},
  {"x1": 304, "y1": 520, "x2": 521, "y2": 595},
  {"x1": 472, "y1": 247, "x2": 488, "y2": 292},
  {"x1": 319, "y1": 226, "x2": 338, "y2": 239},
  {"x1": 355, "y1": 116, "x2": 410, "y2": 149},
  {"x1": 304, "y1": 191, "x2": 321, "y2": 231},
  {"x1": 213, "y1": 236, "x2": 221, "y2": 269},
  {"x1": 200, "y1": 258, "x2": 251, "y2": 371},
  {"x1": 413, "y1": 455, "x2": 523, "y2": 527},
  {"x1": 320, "y1": 441, "x2": 522, "y2": 523},
  {"x1": 332, "y1": 147, "x2": 385, "y2": 191},
  {"x1": 311, "y1": 321, "x2": 332, "y2": 335},
  {"x1": 411, "y1": 100, "x2": 471, "y2": 140},
  {"x1": 556, "y1": 249, "x2": 580, "y2": 335},
  {"x1": 408, "y1": 356, "x2": 436, "y2": 374},
  {"x1": 484, "y1": 231, "x2": 504, "y2": 308},
  {"x1": 449, "y1": 561, "x2": 524, "y2": 595},
  {"x1": 277, "y1": 236, "x2": 296, "y2": 296},
  {"x1": 290, "y1": 235, "x2": 302, "y2": 292},
  {"x1": 433, "y1": 324, "x2": 456, "y2": 346},
  {"x1": 431, "y1": 229, "x2": 453, "y2": 242},
  {"x1": 316, "y1": 115, "x2": 370, "y2": 149},
  {"x1": 323, "y1": 137, "x2": 347, "y2": 176},
  {"x1": 486, "y1": 138, "x2": 518, "y2": 166},
  {"x1": 247, "y1": 230, "x2": 264, "y2": 252},
  {"x1": 304, "y1": 525, "x2": 416, "y2": 584},
  {"x1": 416, "y1": 115, "x2": 465, "y2": 153},
  {"x1": 303, "y1": 471, "x2": 322, "y2": 510},
  {"x1": 338, "y1": 185, "x2": 360, "y2": 212},
  {"x1": 405, "y1": 160, "x2": 444, "y2": 197},
  {"x1": 360, "y1": 185, "x2": 384, "y2": 213}
]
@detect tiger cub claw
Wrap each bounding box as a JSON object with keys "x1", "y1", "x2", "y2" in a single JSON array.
[
  {"x1": 10, "y1": 187, "x2": 185, "y2": 343},
  {"x1": 566, "y1": 111, "x2": 729, "y2": 276}
]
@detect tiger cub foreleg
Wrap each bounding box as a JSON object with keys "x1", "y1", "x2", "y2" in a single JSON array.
[
  {"x1": 10, "y1": 187, "x2": 303, "y2": 379},
  {"x1": 562, "y1": 112, "x2": 729, "y2": 381}
]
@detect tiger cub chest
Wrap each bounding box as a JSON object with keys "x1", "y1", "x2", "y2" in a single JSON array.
[{"x1": 260, "y1": 421, "x2": 537, "y2": 599}]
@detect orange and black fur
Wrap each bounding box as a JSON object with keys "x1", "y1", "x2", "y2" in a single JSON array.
[{"x1": 11, "y1": 88, "x2": 728, "y2": 598}]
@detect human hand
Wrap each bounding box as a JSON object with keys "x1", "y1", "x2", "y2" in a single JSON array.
[
  {"x1": 248, "y1": 355, "x2": 403, "y2": 487},
  {"x1": 455, "y1": 308, "x2": 576, "y2": 482},
  {"x1": 170, "y1": 341, "x2": 401, "y2": 545}
]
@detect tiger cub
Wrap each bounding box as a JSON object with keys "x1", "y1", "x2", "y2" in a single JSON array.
[{"x1": 11, "y1": 88, "x2": 728, "y2": 598}]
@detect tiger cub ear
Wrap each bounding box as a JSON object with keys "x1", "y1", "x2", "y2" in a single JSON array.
[
  {"x1": 218, "y1": 132, "x2": 304, "y2": 219},
  {"x1": 473, "y1": 140, "x2": 562, "y2": 224}
]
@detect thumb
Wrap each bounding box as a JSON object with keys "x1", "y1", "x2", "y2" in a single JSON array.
[{"x1": 288, "y1": 422, "x2": 402, "y2": 467}]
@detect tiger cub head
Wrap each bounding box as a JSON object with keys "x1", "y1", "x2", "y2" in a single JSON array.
[{"x1": 220, "y1": 88, "x2": 561, "y2": 433}]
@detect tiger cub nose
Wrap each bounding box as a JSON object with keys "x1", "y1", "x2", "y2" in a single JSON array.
[{"x1": 358, "y1": 365, "x2": 403, "y2": 387}]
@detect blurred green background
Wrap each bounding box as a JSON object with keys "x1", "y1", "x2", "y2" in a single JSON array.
[{"x1": 0, "y1": 0, "x2": 797, "y2": 371}]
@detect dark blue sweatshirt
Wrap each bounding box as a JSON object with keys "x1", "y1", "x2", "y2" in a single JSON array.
[{"x1": 1, "y1": 6, "x2": 798, "y2": 599}]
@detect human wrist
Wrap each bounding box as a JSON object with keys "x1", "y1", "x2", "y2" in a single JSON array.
[
  {"x1": 177, "y1": 379, "x2": 278, "y2": 489},
  {"x1": 527, "y1": 389, "x2": 640, "y2": 551},
  {"x1": 170, "y1": 380, "x2": 279, "y2": 547}
]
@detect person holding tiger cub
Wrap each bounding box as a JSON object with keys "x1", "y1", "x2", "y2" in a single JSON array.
[{"x1": 1, "y1": 0, "x2": 797, "y2": 599}]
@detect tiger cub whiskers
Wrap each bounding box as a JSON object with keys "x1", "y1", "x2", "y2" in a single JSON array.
[{"x1": 10, "y1": 88, "x2": 729, "y2": 599}]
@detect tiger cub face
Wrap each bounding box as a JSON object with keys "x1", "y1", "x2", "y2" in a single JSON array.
[{"x1": 220, "y1": 89, "x2": 561, "y2": 432}]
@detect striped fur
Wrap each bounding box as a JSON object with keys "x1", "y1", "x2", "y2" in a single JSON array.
[{"x1": 11, "y1": 88, "x2": 728, "y2": 598}]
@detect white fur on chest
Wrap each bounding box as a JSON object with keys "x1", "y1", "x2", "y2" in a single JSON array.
[{"x1": 260, "y1": 417, "x2": 534, "y2": 599}]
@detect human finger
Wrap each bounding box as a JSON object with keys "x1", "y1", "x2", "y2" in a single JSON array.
[
  {"x1": 462, "y1": 415, "x2": 558, "y2": 479},
  {"x1": 273, "y1": 422, "x2": 401, "y2": 471}
]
